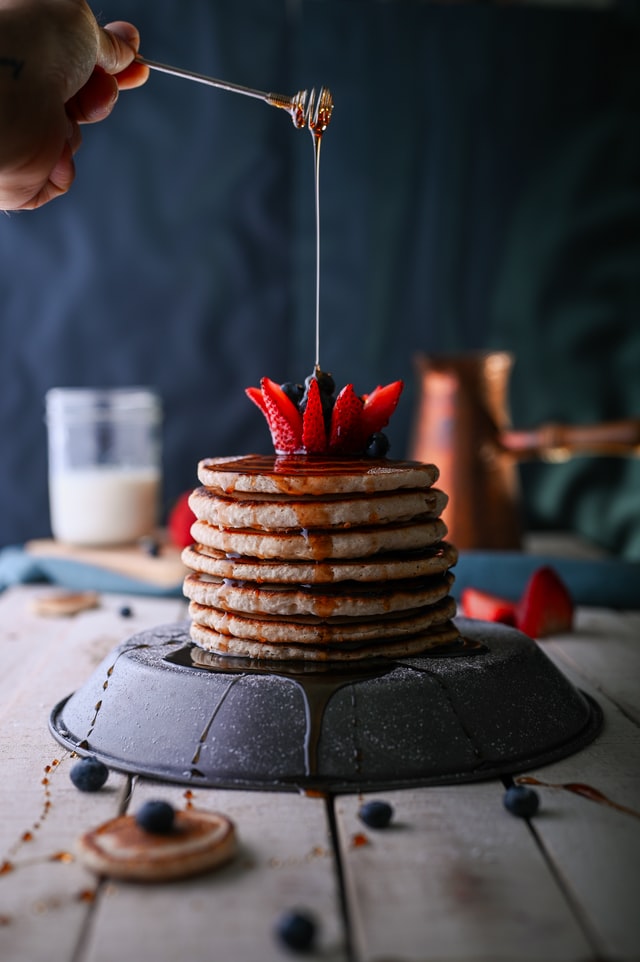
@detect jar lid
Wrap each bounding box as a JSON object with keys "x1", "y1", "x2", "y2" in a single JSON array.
[{"x1": 45, "y1": 388, "x2": 162, "y2": 422}]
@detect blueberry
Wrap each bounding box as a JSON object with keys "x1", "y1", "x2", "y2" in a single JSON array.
[
  {"x1": 274, "y1": 909, "x2": 316, "y2": 952},
  {"x1": 135, "y1": 800, "x2": 176, "y2": 834},
  {"x1": 70, "y1": 756, "x2": 109, "y2": 792},
  {"x1": 281, "y1": 382, "x2": 304, "y2": 406},
  {"x1": 119, "y1": 605, "x2": 133, "y2": 618},
  {"x1": 503, "y1": 785, "x2": 540, "y2": 818},
  {"x1": 139, "y1": 536, "x2": 160, "y2": 557},
  {"x1": 358, "y1": 799, "x2": 394, "y2": 828},
  {"x1": 314, "y1": 369, "x2": 335, "y2": 398},
  {"x1": 365, "y1": 432, "x2": 390, "y2": 458}
]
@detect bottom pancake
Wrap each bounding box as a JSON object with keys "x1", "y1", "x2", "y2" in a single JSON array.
[{"x1": 189, "y1": 619, "x2": 460, "y2": 662}]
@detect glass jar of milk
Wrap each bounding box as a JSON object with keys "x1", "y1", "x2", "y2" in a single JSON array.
[{"x1": 46, "y1": 388, "x2": 162, "y2": 547}]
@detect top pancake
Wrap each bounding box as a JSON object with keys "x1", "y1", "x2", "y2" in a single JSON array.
[{"x1": 197, "y1": 455, "x2": 439, "y2": 496}]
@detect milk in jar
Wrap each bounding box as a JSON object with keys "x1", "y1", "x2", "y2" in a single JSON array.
[{"x1": 46, "y1": 388, "x2": 162, "y2": 547}]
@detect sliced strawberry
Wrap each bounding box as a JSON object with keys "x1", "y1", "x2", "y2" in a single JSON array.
[
  {"x1": 168, "y1": 491, "x2": 197, "y2": 548},
  {"x1": 361, "y1": 380, "x2": 403, "y2": 438},
  {"x1": 459, "y1": 587, "x2": 517, "y2": 626},
  {"x1": 258, "y1": 377, "x2": 303, "y2": 454},
  {"x1": 301, "y1": 377, "x2": 327, "y2": 453},
  {"x1": 329, "y1": 383, "x2": 365, "y2": 453},
  {"x1": 516, "y1": 566, "x2": 574, "y2": 638},
  {"x1": 245, "y1": 385, "x2": 268, "y2": 416}
]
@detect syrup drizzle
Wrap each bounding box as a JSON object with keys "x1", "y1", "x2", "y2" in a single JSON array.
[
  {"x1": 189, "y1": 675, "x2": 243, "y2": 774},
  {"x1": 517, "y1": 776, "x2": 640, "y2": 820},
  {"x1": 167, "y1": 636, "x2": 486, "y2": 784},
  {"x1": 0, "y1": 757, "x2": 64, "y2": 876},
  {"x1": 76, "y1": 642, "x2": 150, "y2": 750}
]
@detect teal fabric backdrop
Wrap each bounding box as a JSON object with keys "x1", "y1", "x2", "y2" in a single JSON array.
[{"x1": 0, "y1": 1, "x2": 638, "y2": 556}]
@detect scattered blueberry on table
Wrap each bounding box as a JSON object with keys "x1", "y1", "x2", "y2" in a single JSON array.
[
  {"x1": 119, "y1": 605, "x2": 133, "y2": 618},
  {"x1": 139, "y1": 536, "x2": 160, "y2": 557},
  {"x1": 503, "y1": 785, "x2": 540, "y2": 818},
  {"x1": 135, "y1": 799, "x2": 176, "y2": 834},
  {"x1": 69, "y1": 756, "x2": 109, "y2": 792},
  {"x1": 274, "y1": 909, "x2": 317, "y2": 952},
  {"x1": 358, "y1": 799, "x2": 394, "y2": 829}
]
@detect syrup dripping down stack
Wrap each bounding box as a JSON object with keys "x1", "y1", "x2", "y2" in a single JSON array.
[{"x1": 181, "y1": 454, "x2": 459, "y2": 661}]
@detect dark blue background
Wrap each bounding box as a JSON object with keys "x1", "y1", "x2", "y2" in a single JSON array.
[{"x1": 1, "y1": 1, "x2": 639, "y2": 556}]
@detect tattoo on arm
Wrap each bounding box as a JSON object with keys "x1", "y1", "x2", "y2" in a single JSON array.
[{"x1": 0, "y1": 57, "x2": 25, "y2": 80}]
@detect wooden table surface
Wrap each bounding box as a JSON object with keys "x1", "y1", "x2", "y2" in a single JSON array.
[{"x1": 1, "y1": 583, "x2": 639, "y2": 962}]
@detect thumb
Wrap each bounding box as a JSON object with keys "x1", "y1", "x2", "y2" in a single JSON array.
[{"x1": 95, "y1": 21, "x2": 140, "y2": 75}]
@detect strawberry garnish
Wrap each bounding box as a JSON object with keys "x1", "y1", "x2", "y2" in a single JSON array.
[
  {"x1": 301, "y1": 377, "x2": 327, "y2": 453},
  {"x1": 459, "y1": 587, "x2": 517, "y2": 626},
  {"x1": 247, "y1": 377, "x2": 303, "y2": 454},
  {"x1": 516, "y1": 566, "x2": 574, "y2": 637},
  {"x1": 459, "y1": 565, "x2": 574, "y2": 639},
  {"x1": 329, "y1": 383, "x2": 364, "y2": 453},
  {"x1": 247, "y1": 371, "x2": 403, "y2": 457},
  {"x1": 361, "y1": 381, "x2": 403, "y2": 438}
]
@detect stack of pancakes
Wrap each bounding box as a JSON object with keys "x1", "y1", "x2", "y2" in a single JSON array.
[{"x1": 181, "y1": 455, "x2": 459, "y2": 661}]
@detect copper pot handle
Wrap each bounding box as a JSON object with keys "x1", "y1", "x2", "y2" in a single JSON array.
[{"x1": 500, "y1": 418, "x2": 640, "y2": 462}]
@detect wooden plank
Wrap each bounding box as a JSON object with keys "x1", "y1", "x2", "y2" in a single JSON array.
[
  {"x1": 79, "y1": 781, "x2": 347, "y2": 962},
  {"x1": 0, "y1": 587, "x2": 187, "y2": 962},
  {"x1": 335, "y1": 782, "x2": 594, "y2": 962},
  {"x1": 0, "y1": 588, "x2": 346, "y2": 961},
  {"x1": 0, "y1": 586, "x2": 187, "y2": 722},
  {"x1": 521, "y1": 648, "x2": 640, "y2": 962},
  {"x1": 540, "y1": 608, "x2": 640, "y2": 725}
]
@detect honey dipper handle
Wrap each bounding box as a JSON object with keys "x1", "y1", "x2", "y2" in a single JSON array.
[{"x1": 135, "y1": 56, "x2": 291, "y2": 108}]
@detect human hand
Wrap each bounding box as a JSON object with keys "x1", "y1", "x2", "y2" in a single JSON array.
[{"x1": 0, "y1": 2, "x2": 149, "y2": 211}]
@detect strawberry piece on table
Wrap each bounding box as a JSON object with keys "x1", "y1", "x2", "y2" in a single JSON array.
[
  {"x1": 329, "y1": 383, "x2": 365, "y2": 453},
  {"x1": 459, "y1": 587, "x2": 517, "y2": 626},
  {"x1": 301, "y1": 377, "x2": 327, "y2": 453},
  {"x1": 361, "y1": 380, "x2": 403, "y2": 438},
  {"x1": 247, "y1": 378, "x2": 303, "y2": 454},
  {"x1": 516, "y1": 566, "x2": 574, "y2": 638}
]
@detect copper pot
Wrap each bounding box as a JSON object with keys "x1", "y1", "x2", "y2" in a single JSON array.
[{"x1": 409, "y1": 351, "x2": 640, "y2": 551}]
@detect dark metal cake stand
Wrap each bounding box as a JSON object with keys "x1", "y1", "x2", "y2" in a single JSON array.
[{"x1": 49, "y1": 618, "x2": 602, "y2": 793}]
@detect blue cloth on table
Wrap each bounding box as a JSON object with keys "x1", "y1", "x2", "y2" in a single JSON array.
[
  {"x1": 454, "y1": 553, "x2": 640, "y2": 610},
  {"x1": 0, "y1": 546, "x2": 183, "y2": 598}
]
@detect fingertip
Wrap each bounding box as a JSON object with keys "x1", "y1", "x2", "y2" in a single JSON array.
[{"x1": 103, "y1": 20, "x2": 141, "y2": 53}]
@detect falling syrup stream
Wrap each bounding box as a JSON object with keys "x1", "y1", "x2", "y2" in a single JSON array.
[
  {"x1": 308, "y1": 96, "x2": 331, "y2": 370},
  {"x1": 313, "y1": 130, "x2": 322, "y2": 369}
]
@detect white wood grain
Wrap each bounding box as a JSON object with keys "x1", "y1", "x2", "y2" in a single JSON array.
[
  {"x1": 335, "y1": 782, "x2": 594, "y2": 962},
  {"x1": 522, "y1": 647, "x2": 640, "y2": 962},
  {"x1": 0, "y1": 587, "x2": 186, "y2": 962},
  {"x1": 2, "y1": 587, "x2": 639, "y2": 962},
  {"x1": 79, "y1": 781, "x2": 347, "y2": 962},
  {"x1": 541, "y1": 608, "x2": 640, "y2": 725}
]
